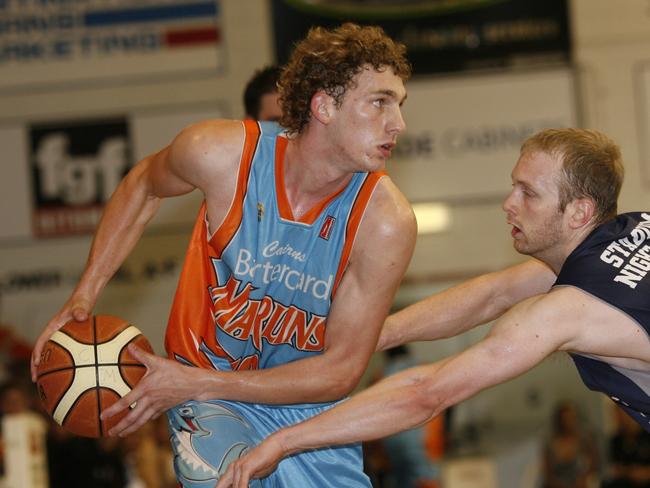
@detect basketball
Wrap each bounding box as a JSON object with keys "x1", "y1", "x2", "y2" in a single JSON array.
[{"x1": 35, "y1": 315, "x2": 153, "y2": 437}]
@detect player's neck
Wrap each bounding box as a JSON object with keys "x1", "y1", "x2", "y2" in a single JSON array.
[
  {"x1": 283, "y1": 134, "x2": 354, "y2": 207},
  {"x1": 537, "y1": 224, "x2": 599, "y2": 274}
]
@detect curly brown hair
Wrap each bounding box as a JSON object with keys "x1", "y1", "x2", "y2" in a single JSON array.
[{"x1": 278, "y1": 23, "x2": 411, "y2": 134}]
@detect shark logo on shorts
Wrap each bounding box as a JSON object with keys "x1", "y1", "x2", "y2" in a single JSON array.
[{"x1": 168, "y1": 402, "x2": 262, "y2": 487}]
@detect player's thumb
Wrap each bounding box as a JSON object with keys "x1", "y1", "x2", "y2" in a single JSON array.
[
  {"x1": 70, "y1": 302, "x2": 91, "y2": 322},
  {"x1": 30, "y1": 340, "x2": 45, "y2": 381}
]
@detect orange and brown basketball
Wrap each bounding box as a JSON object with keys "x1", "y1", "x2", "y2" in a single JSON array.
[{"x1": 35, "y1": 315, "x2": 153, "y2": 437}]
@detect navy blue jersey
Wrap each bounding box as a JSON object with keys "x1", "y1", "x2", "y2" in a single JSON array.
[{"x1": 554, "y1": 212, "x2": 650, "y2": 431}]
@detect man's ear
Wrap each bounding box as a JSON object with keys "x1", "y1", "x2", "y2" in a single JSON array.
[
  {"x1": 568, "y1": 198, "x2": 596, "y2": 229},
  {"x1": 310, "y1": 91, "x2": 334, "y2": 124}
]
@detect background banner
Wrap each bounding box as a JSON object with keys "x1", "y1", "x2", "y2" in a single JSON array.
[{"x1": 271, "y1": 0, "x2": 571, "y2": 74}]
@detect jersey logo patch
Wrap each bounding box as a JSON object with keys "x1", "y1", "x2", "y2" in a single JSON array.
[{"x1": 319, "y1": 215, "x2": 335, "y2": 240}]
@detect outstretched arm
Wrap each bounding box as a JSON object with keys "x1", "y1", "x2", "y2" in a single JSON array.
[
  {"x1": 31, "y1": 120, "x2": 244, "y2": 379},
  {"x1": 216, "y1": 289, "x2": 580, "y2": 487},
  {"x1": 378, "y1": 258, "x2": 556, "y2": 350}
]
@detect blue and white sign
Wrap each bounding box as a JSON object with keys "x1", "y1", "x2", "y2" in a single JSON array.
[{"x1": 0, "y1": 0, "x2": 224, "y2": 89}]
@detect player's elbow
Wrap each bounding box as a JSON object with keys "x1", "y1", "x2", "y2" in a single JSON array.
[
  {"x1": 408, "y1": 372, "x2": 449, "y2": 422},
  {"x1": 329, "y1": 369, "x2": 362, "y2": 399},
  {"x1": 320, "y1": 360, "x2": 367, "y2": 400}
]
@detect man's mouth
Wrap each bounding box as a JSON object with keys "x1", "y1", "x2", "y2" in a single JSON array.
[
  {"x1": 380, "y1": 142, "x2": 395, "y2": 158},
  {"x1": 510, "y1": 224, "x2": 522, "y2": 238}
]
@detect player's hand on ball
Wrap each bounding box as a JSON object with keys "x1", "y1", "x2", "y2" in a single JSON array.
[
  {"x1": 101, "y1": 344, "x2": 203, "y2": 437},
  {"x1": 31, "y1": 294, "x2": 93, "y2": 381},
  {"x1": 215, "y1": 436, "x2": 285, "y2": 488}
]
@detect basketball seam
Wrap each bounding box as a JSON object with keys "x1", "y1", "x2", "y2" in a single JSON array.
[
  {"x1": 93, "y1": 316, "x2": 103, "y2": 437},
  {"x1": 37, "y1": 363, "x2": 147, "y2": 380}
]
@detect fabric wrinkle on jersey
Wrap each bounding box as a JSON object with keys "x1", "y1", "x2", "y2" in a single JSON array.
[
  {"x1": 554, "y1": 212, "x2": 650, "y2": 431},
  {"x1": 164, "y1": 120, "x2": 381, "y2": 486}
]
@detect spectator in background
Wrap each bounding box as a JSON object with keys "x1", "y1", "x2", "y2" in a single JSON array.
[
  {"x1": 542, "y1": 401, "x2": 599, "y2": 488},
  {"x1": 0, "y1": 380, "x2": 33, "y2": 416},
  {"x1": 46, "y1": 425, "x2": 128, "y2": 488},
  {"x1": 603, "y1": 408, "x2": 650, "y2": 488},
  {"x1": 243, "y1": 65, "x2": 282, "y2": 121}
]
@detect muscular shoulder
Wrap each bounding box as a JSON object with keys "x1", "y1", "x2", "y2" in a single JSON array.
[
  {"x1": 167, "y1": 119, "x2": 245, "y2": 192},
  {"x1": 352, "y1": 176, "x2": 416, "y2": 263},
  {"x1": 364, "y1": 176, "x2": 416, "y2": 241},
  {"x1": 547, "y1": 286, "x2": 650, "y2": 362}
]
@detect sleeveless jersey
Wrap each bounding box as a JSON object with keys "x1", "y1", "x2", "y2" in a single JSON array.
[
  {"x1": 165, "y1": 120, "x2": 385, "y2": 373},
  {"x1": 554, "y1": 212, "x2": 650, "y2": 431}
]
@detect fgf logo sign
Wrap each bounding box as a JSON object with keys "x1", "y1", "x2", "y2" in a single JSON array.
[{"x1": 30, "y1": 118, "x2": 132, "y2": 238}]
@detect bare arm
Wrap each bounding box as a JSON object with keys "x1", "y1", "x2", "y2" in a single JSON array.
[
  {"x1": 31, "y1": 120, "x2": 244, "y2": 379},
  {"x1": 377, "y1": 258, "x2": 556, "y2": 350},
  {"x1": 216, "y1": 290, "x2": 580, "y2": 487},
  {"x1": 102, "y1": 178, "x2": 417, "y2": 435}
]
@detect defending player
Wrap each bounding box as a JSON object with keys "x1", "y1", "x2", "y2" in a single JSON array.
[
  {"x1": 215, "y1": 128, "x2": 650, "y2": 487},
  {"x1": 31, "y1": 24, "x2": 416, "y2": 487}
]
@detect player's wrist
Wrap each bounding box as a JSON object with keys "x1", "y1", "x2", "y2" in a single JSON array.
[
  {"x1": 193, "y1": 368, "x2": 227, "y2": 402},
  {"x1": 273, "y1": 428, "x2": 297, "y2": 457}
]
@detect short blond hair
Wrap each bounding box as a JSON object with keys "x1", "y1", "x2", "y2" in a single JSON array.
[{"x1": 521, "y1": 128, "x2": 624, "y2": 224}]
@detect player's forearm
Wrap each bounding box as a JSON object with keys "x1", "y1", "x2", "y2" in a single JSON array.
[
  {"x1": 378, "y1": 274, "x2": 503, "y2": 350},
  {"x1": 271, "y1": 365, "x2": 445, "y2": 455},
  {"x1": 377, "y1": 260, "x2": 555, "y2": 351},
  {"x1": 78, "y1": 161, "x2": 161, "y2": 300},
  {"x1": 195, "y1": 351, "x2": 368, "y2": 404}
]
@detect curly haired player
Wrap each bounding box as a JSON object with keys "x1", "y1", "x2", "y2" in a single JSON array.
[{"x1": 32, "y1": 23, "x2": 415, "y2": 487}]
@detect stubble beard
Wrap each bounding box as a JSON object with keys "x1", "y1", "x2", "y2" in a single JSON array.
[{"x1": 513, "y1": 211, "x2": 565, "y2": 260}]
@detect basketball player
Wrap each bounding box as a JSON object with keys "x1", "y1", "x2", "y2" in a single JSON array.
[
  {"x1": 243, "y1": 65, "x2": 282, "y2": 122},
  {"x1": 214, "y1": 128, "x2": 650, "y2": 487},
  {"x1": 31, "y1": 24, "x2": 416, "y2": 487}
]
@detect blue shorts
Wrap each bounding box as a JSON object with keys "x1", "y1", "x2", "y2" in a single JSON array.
[{"x1": 166, "y1": 399, "x2": 371, "y2": 488}]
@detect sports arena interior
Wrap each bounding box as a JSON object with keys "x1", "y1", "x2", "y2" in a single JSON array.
[{"x1": 0, "y1": 1, "x2": 649, "y2": 487}]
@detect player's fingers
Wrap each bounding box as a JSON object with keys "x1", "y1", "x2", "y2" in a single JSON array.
[
  {"x1": 215, "y1": 466, "x2": 233, "y2": 488},
  {"x1": 237, "y1": 468, "x2": 251, "y2": 488},
  {"x1": 233, "y1": 464, "x2": 242, "y2": 488},
  {"x1": 30, "y1": 337, "x2": 46, "y2": 380},
  {"x1": 127, "y1": 343, "x2": 155, "y2": 367},
  {"x1": 116, "y1": 406, "x2": 154, "y2": 437},
  {"x1": 31, "y1": 304, "x2": 87, "y2": 376},
  {"x1": 31, "y1": 320, "x2": 63, "y2": 379},
  {"x1": 102, "y1": 388, "x2": 140, "y2": 420},
  {"x1": 107, "y1": 399, "x2": 151, "y2": 437}
]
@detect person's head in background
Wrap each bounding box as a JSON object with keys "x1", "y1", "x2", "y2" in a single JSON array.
[
  {"x1": 551, "y1": 401, "x2": 581, "y2": 436},
  {"x1": 243, "y1": 65, "x2": 282, "y2": 122}
]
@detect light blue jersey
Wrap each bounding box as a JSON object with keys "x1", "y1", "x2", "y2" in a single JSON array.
[{"x1": 165, "y1": 120, "x2": 384, "y2": 487}]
